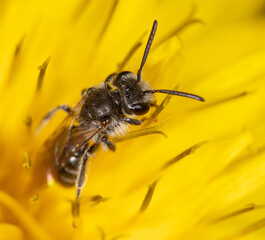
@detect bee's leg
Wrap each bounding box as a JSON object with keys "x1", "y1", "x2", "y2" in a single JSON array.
[
  {"x1": 120, "y1": 116, "x2": 142, "y2": 125},
  {"x1": 101, "y1": 136, "x2": 116, "y2": 151},
  {"x1": 42, "y1": 105, "x2": 72, "y2": 120},
  {"x1": 35, "y1": 104, "x2": 72, "y2": 134},
  {"x1": 73, "y1": 143, "x2": 99, "y2": 217}
]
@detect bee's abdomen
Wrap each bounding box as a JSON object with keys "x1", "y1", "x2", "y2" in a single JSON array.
[{"x1": 57, "y1": 155, "x2": 80, "y2": 187}]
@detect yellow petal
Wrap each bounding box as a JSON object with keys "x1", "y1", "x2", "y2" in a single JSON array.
[{"x1": 0, "y1": 223, "x2": 23, "y2": 240}]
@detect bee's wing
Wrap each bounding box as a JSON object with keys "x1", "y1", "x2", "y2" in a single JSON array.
[
  {"x1": 41, "y1": 111, "x2": 76, "y2": 167},
  {"x1": 58, "y1": 120, "x2": 105, "y2": 167},
  {"x1": 34, "y1": 111, "x2": 76, "y2": 186},
  {"x1": 40, "y1": 105, "x2": 108, "y2": 171}
]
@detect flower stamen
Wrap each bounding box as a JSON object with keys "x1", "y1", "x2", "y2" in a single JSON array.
[
  {"x1": 162, "y1": 141, "x2": 208, "y2": 170},
  {"x1": 211, "y1": 203, "x2": 265, "y2": 224},
  {"x1": 97, "y1": 0, "x2": 119, "y2": 43},
  {"x1": 198, "y1": 91, "x2": 248, "y2": 110},
  {"x1": 220, "y1": 217, "x2": 265, "y2": 240},
  {"x1": 37, "y1": 56, "x2": 51, "y2": 92},
  {"x1": 0, "y1": 191, "x2": 51, "y2": 240},
  {"x1": 154, "y1": 6, "x2": 203, "y2": 48},
  {"x1": 139, "y1": 179, "x2": 158, "y2": 212},
  {"x1": 113, "y1": 122, "x2": 167, "y2": 142},
  {"x1": 117, "y1": 35, "x2": 145, "y2": 72},
  {"x1": 143, "y1": 85, "x2": 179, "y2": 126},
  {"x1": 22, "y1": 152, "x2": 31, "y2": 169}
]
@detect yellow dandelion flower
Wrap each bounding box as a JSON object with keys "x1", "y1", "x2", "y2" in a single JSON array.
[{"x1": 1, "y1": 0, "x2": 265, "y2": 240}]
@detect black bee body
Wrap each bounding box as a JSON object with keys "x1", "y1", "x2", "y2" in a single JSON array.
[
  {"x1": 79, "y1": 87, "x2": 119, "y2": 123},
  {"x1": 39, "y1": 20, "x2": 204, "y2": 215},
  {"x1": 80, "y1": 72, "x2": 153, "y2": 129},
  {"x1": 55, "y1": 71, "x2": 155, "y2": 186},
  {"x1": 56, "y1": 71, "x2": 153, "y2": 187}
]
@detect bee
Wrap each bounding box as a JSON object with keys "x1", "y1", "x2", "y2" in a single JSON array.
[{"x1": 38, "y1": 20, "x2": 204, "y2": 215}]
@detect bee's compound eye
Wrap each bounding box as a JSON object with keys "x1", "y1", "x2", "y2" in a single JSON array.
[{"x1": 132, "y1": 103, "x2": 150, "y2": 115}]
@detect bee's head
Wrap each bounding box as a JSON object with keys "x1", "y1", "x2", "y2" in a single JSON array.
[
  {"x1": 109, "y1": 20, "x2": 204, "y2": 116},
  {"x1": 112, "y1": 71, "x2": 153, "y2": 115}
]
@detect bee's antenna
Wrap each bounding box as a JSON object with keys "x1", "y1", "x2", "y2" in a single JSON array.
[
  {"x1": 137, "y1": 20, "x2": 158, "y2": 82},
  {"x1": 143, "y1": 89, "x2": 205, "y2": 102}
]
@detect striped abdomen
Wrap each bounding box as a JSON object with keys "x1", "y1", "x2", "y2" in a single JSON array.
[{"x1": 57, "y1": 148, "x2": 84, "y2": 187}]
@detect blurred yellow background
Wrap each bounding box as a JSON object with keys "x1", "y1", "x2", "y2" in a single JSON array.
[{"x1": 1, "y1": 0, "x2": 265, "y2": 239}]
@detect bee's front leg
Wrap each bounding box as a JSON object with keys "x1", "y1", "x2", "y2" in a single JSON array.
[
  {"x1": 101, "y1": 135, "x2": 116, "y2": 151},
  {"x1": 121, "y1": 116, "x2": 142, "y2": 125}
]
